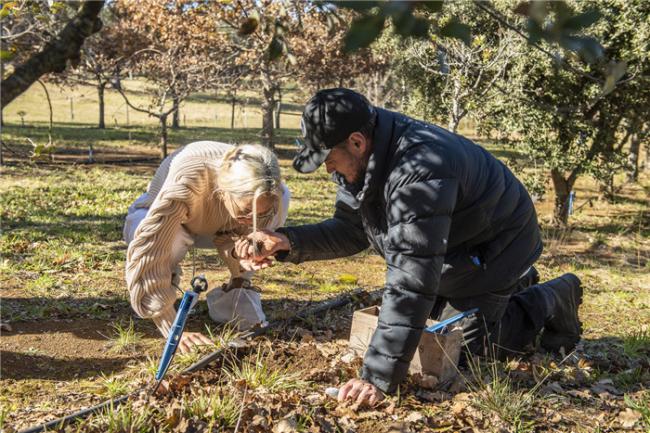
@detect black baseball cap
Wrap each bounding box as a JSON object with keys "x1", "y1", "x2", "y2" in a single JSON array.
[{"x1": 293, "y1": 88, "x2": 375, "y2": 173}]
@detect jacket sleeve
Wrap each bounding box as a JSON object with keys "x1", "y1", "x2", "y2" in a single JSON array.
[
  {"x1": 361, "y1": 175, "x2": 459, "y2": 393},
  {"x1": 275, "y1": 187, "x2": 370, "y2": 264}
]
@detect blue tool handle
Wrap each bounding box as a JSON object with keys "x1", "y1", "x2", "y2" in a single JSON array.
[
  {"x1": 155, "y1": 290, "x2": 198, "y2": 381},
  {"x1": 424, "y1": 307, "x2": 479, "y2": 334}
]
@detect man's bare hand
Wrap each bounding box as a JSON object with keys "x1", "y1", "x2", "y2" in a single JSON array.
[
  {"x1": 178, "y1": 331, "x2": 212, "y2": 354},
  {"x1": 234, "y1": 229, "x2": 290, "y2": 262},
  {"x1": 338, "y1": 378, "x2": 384, "y2": 407}
]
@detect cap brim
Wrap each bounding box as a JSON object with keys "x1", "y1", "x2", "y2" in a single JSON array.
[{"x1": 293, "y1": 146, "x2": 330, "y2": 174}]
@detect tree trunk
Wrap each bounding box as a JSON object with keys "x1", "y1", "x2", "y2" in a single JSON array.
[
  {"x1": 261, "y1": 85, "x2": 275, "y2": 148},
  {"x1": 645, "y1": 140, "x2": 650, "y2": 173},
  {"x1": 159, "y1": 115, "x2": 169, "y2": 159},
  {"x1": 448, "y1": 77, "x2": 462, "y2": 133},
  {"x1": 98, "y1": 81, "x2": 106, "y2": 129},
  {"x1": 551, "y1": 169, "x2": 575, "y2": 226},
  {"x1": 274, "y1": 88, "x2": 282, "y2": 130},
  {"x1": 230, "y1": 92, "x2": 236, "y2": 129},
  {"x1": 172, "y1": 94, "x2": 180, "y2": 129},
  {"x1": 260, "y1": 69, "x2": 276, "y2": 148},
  {"x1": 626, "y1": 132, "x2": 641, "y2": 182},
  {"x1": 1, "y1": 1, "x2": 104, "y2": 108}
]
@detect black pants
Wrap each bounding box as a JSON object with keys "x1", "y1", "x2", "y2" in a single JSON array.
[{"x1": 430, "y1": 267, "x2": 551, "y2": 359}]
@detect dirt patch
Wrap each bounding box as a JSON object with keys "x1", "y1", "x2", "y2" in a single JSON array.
[{"x1": 0, "y1": 319, "x2": 159, "y2": 381}]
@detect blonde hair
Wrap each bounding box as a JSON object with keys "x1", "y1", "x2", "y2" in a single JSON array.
[{"x1": 216, "y1": 144, "x2": 281, "y2": 246}]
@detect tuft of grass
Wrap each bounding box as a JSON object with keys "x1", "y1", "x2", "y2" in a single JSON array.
[
  {"x1": 174, "y1": 350, "x2": 204, "y2": 370},
  {"x1": 184, "y1": 390, "x2": 241, "y2": 429},
  {"x1": 615, "y1": 367, "x2": 650, "y2": 390},
  {"x1": 93, "y1": 402, "x2": 151, "y2": 433},
  {"x1": 205, "y1": 323, "x2": 240, "y2": 350},
  {"x1": 624, "y1": 392, "x2": 650, "y2": 430},
  {"x1": 107, "y1": 319, "x2": 143, "y2": 354},
  {"x1": 622, "y1": 327, "x2": 650, "y2": 358},
  {"x1": 100, "y1": 373, "x2": 130, "y2": 398},
  {"x1": 467, "y1": 357, "x2": 538, "y2": 432},
  {"x1": 224, "y1": 345, "x2": 308, "y2": 392},
  {"x1": 0, "y1": 403, "x2": 11, "y2": 432},
  {"x1": 141, "y1": 356, "x2": 160, "y2": 378}
]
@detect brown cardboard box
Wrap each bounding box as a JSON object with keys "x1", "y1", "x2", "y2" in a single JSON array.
[{"x1": 349, "y1": 305, "x2": 462, "y2": 384}]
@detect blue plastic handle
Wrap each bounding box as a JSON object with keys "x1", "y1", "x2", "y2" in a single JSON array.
[
  {"x1": 155, "y1": 290, "x2": 198, "y2": 381},
  {"x1": 424, "y1": 307, "x2": 479, "y2": 334}
]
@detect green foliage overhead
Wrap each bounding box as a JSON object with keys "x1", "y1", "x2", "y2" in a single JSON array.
[{"x1": 330, "y1": 0, "x2": 613, "y2": 73}]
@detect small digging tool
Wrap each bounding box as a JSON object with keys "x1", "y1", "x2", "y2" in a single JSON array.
[
  {"x1": 424, "y1": 308, "x2": 479, "y2": 334},
  {"x1": 151, "y1": 274, "x2": 208, "y2": 394}
]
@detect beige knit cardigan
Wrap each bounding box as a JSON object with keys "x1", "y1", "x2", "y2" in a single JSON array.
[{"x1": 125, "y1": 141, "x2": 272, "y2": 337}]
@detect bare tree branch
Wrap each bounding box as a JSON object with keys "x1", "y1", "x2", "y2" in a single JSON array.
[{"x1": 1, "y1": 0, "x2": 105, "y2": 108}]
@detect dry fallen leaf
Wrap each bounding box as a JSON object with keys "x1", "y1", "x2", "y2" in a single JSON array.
[
  {"x1": 567, "y1": 389, "x2": 592, "y2": 400},
  {"x1": 164, "y1": 400, "x2": 183, "y2": 428},
  {"x1": 384, "y1": 400, "x2": 396, "y2": 415},
  {"x1": 549, "y1": 411, "x2": 562, "y2": 424},
  {"x1": 153, "y1": 379, "x2": 170, "y2": 396},
  {"x1": 252, "y1": 414, "x2": 270, "y2": 429},
  {"x1": 617, "y1": 408, "x2": 641, "y2": 429},
  {"x1": 404, "y1": 411, "x2": 425, "y2": 423},
  {"x1": 385, "y1": 422, "x2": 409, "y2": 433},
  {"x1": 451, "y1": 392, "x2": 471, "y2": 416},
  {"x1": 169, "y1": 374, "x2": 191, "y2": 391},
  {"x1": 274, "y1": 416, "x2": 298, "y2": 433}
]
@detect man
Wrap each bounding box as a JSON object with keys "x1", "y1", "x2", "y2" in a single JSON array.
[{"x1": 236, "y1": 88, "x2": 583, "y2": 406}]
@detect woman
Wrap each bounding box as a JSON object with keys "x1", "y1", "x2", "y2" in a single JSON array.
[{"x1": 123, "y1": 141, "x2": 290, "y2": 353}]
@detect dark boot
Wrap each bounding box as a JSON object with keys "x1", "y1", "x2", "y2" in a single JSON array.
[{"x1": 540, "y1": 273, "x2": 583, "y2": 352}]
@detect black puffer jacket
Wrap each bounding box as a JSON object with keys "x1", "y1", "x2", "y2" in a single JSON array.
[{"x1": 278, "y1": 108, "x2": 542, "y2": 392}]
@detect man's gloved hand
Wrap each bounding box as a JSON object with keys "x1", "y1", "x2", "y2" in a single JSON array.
[
  {"x1": 338, "y1": 378, "x2": 385, "y2": 406},
  {"x1": 234, "y1": 229, "x2": 290, "y2": 271}
]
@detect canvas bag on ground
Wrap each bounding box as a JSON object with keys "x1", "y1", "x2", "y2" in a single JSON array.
[{"x1": 206, "y1": 286, "x2": 266, "y2": 330}]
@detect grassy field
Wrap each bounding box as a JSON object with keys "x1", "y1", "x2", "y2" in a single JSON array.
[{"x1": 1, "y1": 83, "x2": 649, "y2": 432}]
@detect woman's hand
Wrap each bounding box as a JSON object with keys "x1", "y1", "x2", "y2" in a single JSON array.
[
  {"x1": 234, "y1": 229, "x2": 290, "y2": 262},
  {"x1": 178, "y1": 331, "x2": 213, "y2": 354}
]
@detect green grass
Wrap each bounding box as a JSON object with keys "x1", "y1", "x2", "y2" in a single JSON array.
[
  {"x1": 93, "y1": 402, "x2": 151, "y2": 433},
  {"x1": 0, "y1": 403, "x2": 11, "y2": 432},
  {"x1": 224, "y1": 346, "x2": 308, "y2": 392},
  {"x1": 623, "y1": 328, "x2": 650, "y2": 358},
  {"x1": 99, "y1": 373, "x2": 131, "y2": 398},
  {"x1": 467, "y1": 357, "x2": 541, "y2": 432},
  {"x1": 183, "y1": 390, "x2": 241, "y2": 429},
  {"x1": 127, "y1": 356, "x2": 159, "y2": 381},
  {"x1": 2, "y1": 79, "x2": 304, "y2": 129},
  {"x1": 107, "y1": 319, "x2": 143, "y2": 354},
  {"x1": 625, "y1": 392, "x2": 650, "y2": 430}
]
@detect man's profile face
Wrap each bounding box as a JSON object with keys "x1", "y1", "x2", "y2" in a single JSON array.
[{"x1": 324, "y1": 135, "x2": 369, "y2": 184}]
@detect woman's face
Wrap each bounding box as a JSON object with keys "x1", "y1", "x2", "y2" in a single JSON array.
[{"x1": 228, "y1": 192, "x2": 277, "y2": 226}]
